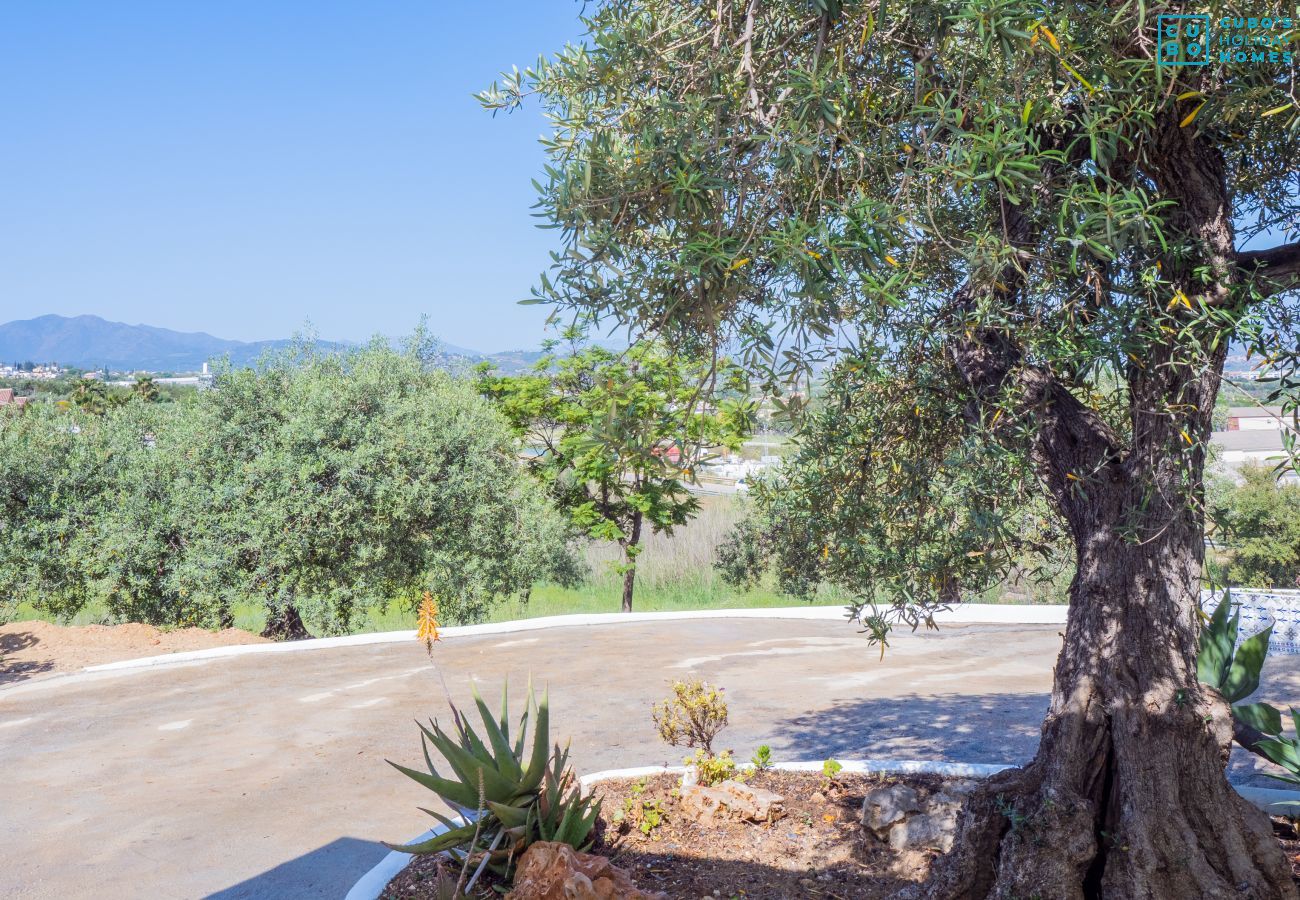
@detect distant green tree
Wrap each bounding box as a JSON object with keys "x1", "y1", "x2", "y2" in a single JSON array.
[
  {"x1": 70, "y1": 379, "x2": 107, "y2": 415},
  {"x1": 0, "y1": 339, "x2": 576, "y2": 637},
  {"x1": 717, "y1": 356, "x2": 1070, "y2": 623},
  {"x1": 1213, "y1": 465, "x2": 1300, "y2": 589},
  {"x1": 0, "y1": 405, "x2": 106, "y2": 623},
  {"x1": 479, "y1": 331, "x2": 753, "y2": 611},
  {"x1": 131, "y1": 376, "x2": 161, "y2": 403},
  {"x1": 87, "y1": 400, "x2": 213, "y2": 626},
  {"x1": 190, "y1": 340, "x2": 577, "y2": 637}
]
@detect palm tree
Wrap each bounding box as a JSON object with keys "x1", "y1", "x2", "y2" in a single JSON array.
[
  {"x1": 132, "y1": 375, "x2": 160, "y2": 403},
  {"x1": 71, "y1": 379, "x2": 107, "y2": 415}
]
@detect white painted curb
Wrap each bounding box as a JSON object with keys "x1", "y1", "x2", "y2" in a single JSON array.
[
  {"x1": 344, "y1": 825, "x2": 445, "y2": 900},
  {"x1": 345, "y1": 757, "x2": 1300, "y2": 900},
  {"x1": 82, "y1": 604, "x2": 1068, "y2": 674}
]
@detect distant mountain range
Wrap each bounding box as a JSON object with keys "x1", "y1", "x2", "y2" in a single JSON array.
[{"x1": 0, "y1": 315, "x2": 543, "y2": 373}]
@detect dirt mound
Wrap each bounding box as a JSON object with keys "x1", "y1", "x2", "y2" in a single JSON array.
[{"x1": 0, "y1": 619, "x2": 268, "y2": 685}]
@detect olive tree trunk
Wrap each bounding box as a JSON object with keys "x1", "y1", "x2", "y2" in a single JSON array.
[
  {"x1": 919, "y1": 505, "x2": 1293, "y2": 897},
  {"x1": 921, "y1": 116, "x2": 1297, "y2": 897},
  {"x1": 261, "y1": 603, "x2": 312, "y2": 641}
]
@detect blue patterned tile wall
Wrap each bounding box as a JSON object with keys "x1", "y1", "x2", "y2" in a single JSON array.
[{"x1": 1205, "y1": 589, "x2": 1300, "y2": 656}]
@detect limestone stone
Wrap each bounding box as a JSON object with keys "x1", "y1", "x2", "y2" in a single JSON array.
[
  {"x1": 861, "y1": 784, "x2": 922, "y2": 835},
  {"x1": 888, "y1": 812, "x2": 957, "y2": 853},
  {"x1": 507, "y1": 841, "x2": 666, "y2": 900},
  {"x1": 679, "y1": 780, "x2": 786, "y2": 824}
]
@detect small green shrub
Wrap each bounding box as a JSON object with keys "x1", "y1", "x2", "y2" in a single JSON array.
[
  {"x1": 686, "y1": 748, "x2": 740, "y2": 786},
  {"x1": 652, "y1": 679, "x2": 729, "y2": 754},
  {"x1": 750, "y1": 744, "x2": 773, "y2": 771},
  {"x1": 822, "y1": 758, "x2": 843, "y2": 779},
  {"x1": 611, "y1": 779, "x2": 667, "y2": 839}
]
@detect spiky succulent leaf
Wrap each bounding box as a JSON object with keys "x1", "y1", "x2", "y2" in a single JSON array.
[
  {"x1": 499, "y1": 681, "x2": 512, "y2": 747},
  {"x1": 1256, "y1": 735, "x2": 1300, "y2": 774},
  {"x1": 518, "y1": 687, "x2": 551, "y2": 793},
  {"x1": 487, "y1": 799, "x2": 532, "y2": 828},
  {"x1": 390, "y1": 677, "x2": 594, "y2": 876},
  {"x1": 417, "y1": 806, "x2": 464, "y2": 831},
  {"x1": 473, "y1": 681, "x2": 524, "y2": 782},
  {"x1": 1234, "y1": 702, "x2": 1284, "y2": 736},
  {"x1": 387, "y1": 759, "x2": 481, "y2": 810},
  {"x1": 443, "y1": 739, "x2": 523, "y2": 803},
  {"x1": 1197, "y1": 595, "x2": 1236, "y2": 691},
  {"x1": 384, "y1": 820, "x2": 479, "y2": 854},
  {"x1": 1223, "y1": 625, "x2": 1273, "y2": 703}
]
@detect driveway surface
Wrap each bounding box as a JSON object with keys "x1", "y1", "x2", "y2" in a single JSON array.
[{"x1": 0, "y1": 617, "x2": 1295, "y2": 899}]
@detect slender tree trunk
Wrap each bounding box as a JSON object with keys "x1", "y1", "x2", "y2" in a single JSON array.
[
  {"x1": 619, "y1": 511, "x2": 644, "y2": 613},
  {"x1": 621, "y1": 566, "x2": 636, "y2": 613},
  {"x1": 261, "y1": 603, "x2": 311, "y2": 641}
]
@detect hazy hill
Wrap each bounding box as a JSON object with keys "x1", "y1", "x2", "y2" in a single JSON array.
[{"x1": 0, "y1": 314, "x2": 541, "y2": 373}]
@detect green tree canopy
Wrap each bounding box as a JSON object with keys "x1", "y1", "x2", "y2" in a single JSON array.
[
  {"x1": 478, "y1": 330, "x2": 753, "y2": 610},
  {"x1": 0, "y1": 339, "x2": 577, "y2": 635},
  {"x1": 1213, "y1": 464, "x2": 1300, "y2": 588}
]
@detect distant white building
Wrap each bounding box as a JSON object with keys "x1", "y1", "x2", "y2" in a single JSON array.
[
  {"x1": 1211, "y1": 430, "x2": 1297, "y2": 483},
  {"x1": 1225, "y1": 405, "x2": 1296, "y2": 432}
]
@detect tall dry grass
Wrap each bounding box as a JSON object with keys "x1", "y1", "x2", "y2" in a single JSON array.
[{"x1": 578, "y1": 493, "x2": 743, "y2": 592}]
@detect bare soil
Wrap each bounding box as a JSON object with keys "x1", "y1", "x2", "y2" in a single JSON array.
[
  {"x1": 381, "y1": 772, "x2": 1300, "y2": 899},
  {"x1": 0, "y1": 619, "x2": 267, "y2": 685}
]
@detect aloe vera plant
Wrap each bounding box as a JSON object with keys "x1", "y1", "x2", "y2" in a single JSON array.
[{"x1": 385, "y1": 679, "x2": 600, "y2": 875}]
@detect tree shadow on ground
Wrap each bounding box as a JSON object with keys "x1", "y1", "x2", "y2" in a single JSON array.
[
  {"x1": 204, "y1": 836, "x2": 387, "y2": 900},
  {"x1": 0, "y1": 630, "x2": 53, "y2": 686},
  {"x1": 767, "y1": 691, "x2": 1050, "y2": 765},
  {"x1": 765, "y1": 689, "x2": 1299, "y2": 791}
]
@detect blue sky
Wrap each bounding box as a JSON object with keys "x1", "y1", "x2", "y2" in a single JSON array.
[{"x1": 0, "y1": 2, "x2": 586, "y2": 353}]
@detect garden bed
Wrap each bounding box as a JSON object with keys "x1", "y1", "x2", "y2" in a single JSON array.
[
  {"x1": 381, "y1": 770, "x2": 971, "y2": 899},
  {"x1": 378, "y1": 770, "x2": 1300, "y2": 899}
]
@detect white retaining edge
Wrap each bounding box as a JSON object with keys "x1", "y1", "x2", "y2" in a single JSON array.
[
  {"x1": 343, "y1": 825, "x2": 444, "y2": 900},
  {"x1": 81, "y1": 604, "x2": 1068, "y2": 674},
  {"x1": 345, "y1": 758, "x2": 1300, "y2": 900}
]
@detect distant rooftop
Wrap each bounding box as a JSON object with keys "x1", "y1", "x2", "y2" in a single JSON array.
[
  {"x1": 1225, "y1": 406, "x2": 1287, "y2": 418},
  {"x1": 1212, "y1": 430, "x2": 1287, "y2": 452},
  {"x1": 0, "y1": 388, "x2": 29, "y2": 408}
]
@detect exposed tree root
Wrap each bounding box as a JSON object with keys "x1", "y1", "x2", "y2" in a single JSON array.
[
  {"x1": 260, "y1": 604, "x2": 312, "y2": 641},
  {"x1": 906, "y1": 685, "x2": 1297, "y2": 900}
]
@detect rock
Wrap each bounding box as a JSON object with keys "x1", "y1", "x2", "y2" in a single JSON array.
[
  {"x1": 888, "y1": 812, "x2": 957, "y2": 852},
  {"x1": 508, "y1": 841, "x2": 667, "y2": 900},
  {"x1": 940, "y1": 779, "x2": 980, "y2": 796},
  {"x1": 861, "y1": 784, "x2": 922, "y2": 835},
  {"x1": 810, "y1": 791, "x2": 826, "y2": 804},
  {"x1": 718, "y1": 780, "x2": 785, "y2": 822},
  {"x1": 679, "y1": 780, "x2": 785, "y2": 824},
  {"x1": 679, "y1": 784, "x2": 733, "y2": 824}
]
